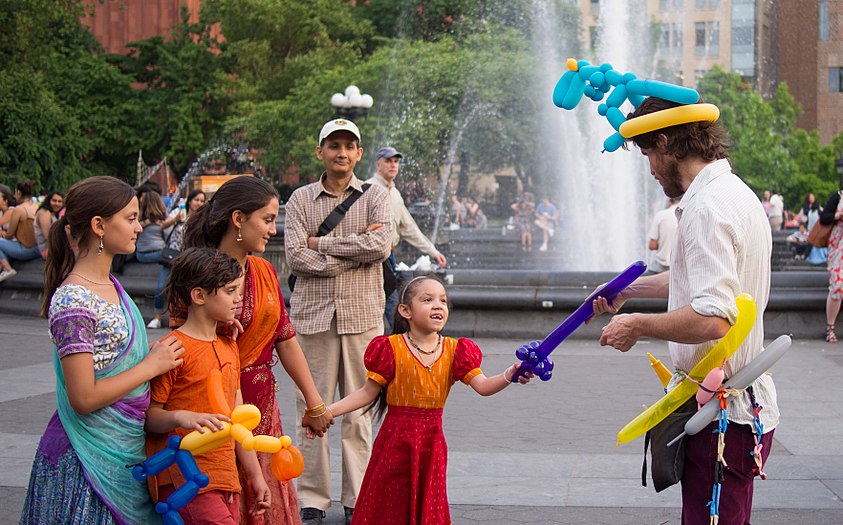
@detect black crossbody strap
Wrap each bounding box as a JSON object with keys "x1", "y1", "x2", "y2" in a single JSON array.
[{"x1": 316, "y1": 183, "x2": 371, "y2": 237}]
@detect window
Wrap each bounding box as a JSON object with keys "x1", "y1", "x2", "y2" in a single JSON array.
[
  {"x1": 830, "y1": 67, "x2": 843, "y2": 92},
  {"x1": 732, "y1": 0, "x2": 755, "y2": 77},
  {"x1": 658, "y1": 22, "x2": 684, "y2": 56},
  {"x1": 695, "y1": 0, "x2": 720, "y2": 9},
  {"x1": 660, "y1": 0, "x2": 683, "y2": 10},
  {"x1": 695, "y1": 21, "x2": 720, "y2": 55},
  {"x1": 590, "y1": 0, "x2": 599, "y2": 14},
  {"x1": 820, "y1": 1, "x2": 829, "y2": 41},
  {"x1": 672, "y1": 23, "x2": 684, "y2": 51},
  {"x1": 589, "y1": 26, "x2": 600, "y2": 50},
  {"x1": 733, "y1": 25, "x2": 753, "y2": 46}
]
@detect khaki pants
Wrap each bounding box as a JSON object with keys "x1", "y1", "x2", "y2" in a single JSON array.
[{"x1": 295, "y1": 317, "x2": 381, "y2": 510}]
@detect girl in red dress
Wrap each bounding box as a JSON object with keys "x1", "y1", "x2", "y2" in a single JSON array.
[{"x1": 326, "y1": 275, "x2": 532, "y2": 525}]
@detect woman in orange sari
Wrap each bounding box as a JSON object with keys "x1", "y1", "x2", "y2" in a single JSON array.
[{"x1": 181, "y1": 176, "x2": 333, "y2": 524}]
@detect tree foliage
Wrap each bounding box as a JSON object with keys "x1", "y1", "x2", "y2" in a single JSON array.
[
  {"x1": 109, "y1": 7, "x2": 232, "y2": 176},
  {"x1": 1, "y1": 0, "x2": 840, "y2": 211},
  {"x1": 698, "y1": 66, "x2": 841, "y2": 208}
]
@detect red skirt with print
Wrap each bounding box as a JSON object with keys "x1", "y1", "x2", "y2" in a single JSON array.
[{"x1": 352, "y1": 406, "x2": 450, "y2": 525}]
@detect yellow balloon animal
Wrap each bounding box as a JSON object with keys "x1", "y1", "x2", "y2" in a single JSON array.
[
  {"x1": 179, "y1": 370, "x2": 304, "y2": 481},
  {"x1": 616, "y1": 293, "x2": 757, "y2": 445}
]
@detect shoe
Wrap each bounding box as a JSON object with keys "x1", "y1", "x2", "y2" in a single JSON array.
[
  {"x1": 0, "y1": 268, "x2": 17, "y2": 283},
  {"x1": 146, "y1": 318, "x2": 161, "y2": 329},
  {"x1": 539, "y1": 243, "x2": 548, "y2": 251},
  {"x1": 548, "y1": 227, "x2": 554, "y2": 237},
  {"x1": 344, "y1": 506, "x2": 354, "y2": 525},
  {"x1": 301, "y1": 508, "x2": 325, "y2": 525},
  {"x1": 827, "y1": 324, "x2": 838, "y2": 344}
]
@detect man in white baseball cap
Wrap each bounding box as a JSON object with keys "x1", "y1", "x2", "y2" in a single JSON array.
[
  {"x1": 286, "y1": 117, "x2": 392, "y2": 525},
  {"x1": 318, "y1": 118, "x2": 361, "y2": 145}
]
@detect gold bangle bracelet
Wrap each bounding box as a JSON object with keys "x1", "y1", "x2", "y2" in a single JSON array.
[{"x1": 305, "y1": 403, "x2": 326, "y2": 414}]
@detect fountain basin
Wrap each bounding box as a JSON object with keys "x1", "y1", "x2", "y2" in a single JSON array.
[{"x1": 0, "y1": 258, "x2": 824, "y2": 341}]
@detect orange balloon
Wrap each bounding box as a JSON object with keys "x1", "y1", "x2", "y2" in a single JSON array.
[
  {"x1": 270, "y1": 446, "x2": 305, "y2": 481},
  {"x1": 271, "y1": 449, "x2": 294, "y2": 481},
  {"x1": 287, "y1": 446, "x2": 305, "y2": 478},
  {"x1": 207, "y1": 368, "x2": 231, "y2": 416}
]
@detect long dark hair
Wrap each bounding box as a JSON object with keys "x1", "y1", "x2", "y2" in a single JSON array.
[
  {"x1": 15, "y1": 179, "x2": 35, "y2": 199},
  {"x1": 369, "y1": 274, "x2": 449, "y2": 421},
  {"x1": 37, "y1": 190, "x2": 64, "y2": 216},
  {"x1": 41, "y1": 177, "x2": 135, "y2": 317},
  {"x1": 0, "y1": 184, "x2": 13, "y2": 208},
  {"x1": 185, "y1": 189, "x2": 205, "y2": 213},
  {"x1": 139, "y1": 191, "x2": 166, "y2": 223},
  {"x1": 183, "y1": 176, "x2": 278, "y2": 249}
]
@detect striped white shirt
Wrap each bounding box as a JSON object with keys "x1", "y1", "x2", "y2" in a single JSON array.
[{"x1": 668, "y1": 159, "x2": 779, "y2": 432}]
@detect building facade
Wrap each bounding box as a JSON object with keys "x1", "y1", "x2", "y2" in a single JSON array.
[
  {"x1": 579, "y1": 0, "x2": 775, "y2": 92},
  {"x1": 578, "y1": 0, "x2": 843, "y2": 143},
  {"x1": 777, "y1": 0, "x2": 843, "y2": 143},
  {"x1": 81, "y1": 0, "x2": 202, "y2": 54}
]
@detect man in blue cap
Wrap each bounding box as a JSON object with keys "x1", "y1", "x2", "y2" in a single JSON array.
[{"x1": 367, "y1": 146, "x2": 447, "y2": 330}]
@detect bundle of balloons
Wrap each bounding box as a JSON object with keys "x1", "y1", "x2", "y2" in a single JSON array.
[
  {"x1": 132, "y1": 369, "x2": 304, "y2": 525},
  {"x1": 618, "y1": 293, "x2": 793, "y2": 446},
  {"x1": 552, "y1": 58, "x2": 720, "y2": 152}
]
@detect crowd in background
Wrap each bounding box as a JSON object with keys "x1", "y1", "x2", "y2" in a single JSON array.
[{"x1": 0, "y1": 180, "x2": 64, "y2": 282}]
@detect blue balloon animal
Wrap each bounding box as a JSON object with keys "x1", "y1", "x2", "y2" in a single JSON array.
[
  {"x1": 552, "y1": 58, "x2": 702, "y2": 152},
  {"x1": 132, "y1": 435, "x2": 210, "y2": 525},
  {"x1": 511, "y1": 261, "x2": 647, "y2": 383}
]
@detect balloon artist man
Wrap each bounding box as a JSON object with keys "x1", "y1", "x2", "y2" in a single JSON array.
[{"x1": 585, "y1": 81, "x2": 778, "y2": 523}]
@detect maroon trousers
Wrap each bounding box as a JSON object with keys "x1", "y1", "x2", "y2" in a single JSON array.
[{"x1": 681, "y1": 422, "x2": 774, "y2": 525}]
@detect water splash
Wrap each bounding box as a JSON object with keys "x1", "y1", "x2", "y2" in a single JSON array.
[{"x1": 533, "y1": 0, "x2": 662, "y2": 270}]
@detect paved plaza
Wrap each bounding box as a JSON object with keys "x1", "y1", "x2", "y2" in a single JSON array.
[{"x1": 2, "y1": 312, "x2": 843, "y2": 524}]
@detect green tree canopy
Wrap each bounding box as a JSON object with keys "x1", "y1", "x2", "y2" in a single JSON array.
[{"x1": 698, "y1": 66, "x2": 841, "y2": 209}]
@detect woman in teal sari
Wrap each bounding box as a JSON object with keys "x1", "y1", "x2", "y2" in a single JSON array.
[{"x1": 20, "y1": 177, "x2": 184, "y2": 525}]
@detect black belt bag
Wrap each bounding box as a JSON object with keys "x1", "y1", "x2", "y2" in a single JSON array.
[{"x1": 643, "y1": 396, "x2": 697, "y2": 492}]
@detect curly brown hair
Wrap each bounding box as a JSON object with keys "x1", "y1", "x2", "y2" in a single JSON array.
[{"x1": 625, "y1": 97, "x2": 730, "y2": 162}]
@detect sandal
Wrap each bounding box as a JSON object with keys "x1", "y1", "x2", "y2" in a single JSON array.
[{"x1": 827, "y1": 324, "x2": 838, "y2": 343}]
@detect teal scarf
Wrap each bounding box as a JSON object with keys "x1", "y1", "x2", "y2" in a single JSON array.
[{"x1": 53, "y1": 278, "x2": 160, "y2": 524}]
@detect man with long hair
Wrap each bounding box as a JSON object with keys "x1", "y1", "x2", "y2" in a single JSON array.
[{"x1": 592, "y1": 97, "x2": 778, "y2": 525}]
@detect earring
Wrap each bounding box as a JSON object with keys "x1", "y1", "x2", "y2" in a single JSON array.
[
  {"x1": 236, "y1": 228, "x2": 243, "y2": 243},
  {"x1": 97, "y1": 235, "x2": 104, "y2": 256}
]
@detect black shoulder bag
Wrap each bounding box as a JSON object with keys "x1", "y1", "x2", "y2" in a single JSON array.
[{"x1": 288, "y1": 184, "x2": 396, "y2": 296}]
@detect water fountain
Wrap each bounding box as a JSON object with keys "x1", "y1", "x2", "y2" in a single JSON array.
[
  {"x1": 533, "y1": 0, "x2": 663, "y2": 271},
  {"x1": 367, "y1": 1, "x2": 672, "y2": 272}
]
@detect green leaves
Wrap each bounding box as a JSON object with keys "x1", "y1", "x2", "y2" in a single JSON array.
[
  {"x1": 699, "y1": 66, "x2": 841, "y2": 207},
  {"x1": 2, "y1": 0, "x2": 838, "y2": 213}
]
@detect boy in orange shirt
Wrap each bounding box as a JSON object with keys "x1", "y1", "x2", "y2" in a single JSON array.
[{"x1": 145, "y1": 247, "x2": 270, "y2": 524}]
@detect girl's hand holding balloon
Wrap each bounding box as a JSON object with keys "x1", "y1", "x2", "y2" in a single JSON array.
[{"x1": 505, "y1": 363, "x2": 534, "y2": 384}]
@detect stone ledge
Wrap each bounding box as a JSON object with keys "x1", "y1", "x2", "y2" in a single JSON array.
[{"x1": 0, "y1": 259, "x2": 830, "y2": 339}]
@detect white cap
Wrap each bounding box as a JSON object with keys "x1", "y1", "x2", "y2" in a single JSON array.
[{"x1": 318, "y1": 119, "x2": 361, "y2": 145}]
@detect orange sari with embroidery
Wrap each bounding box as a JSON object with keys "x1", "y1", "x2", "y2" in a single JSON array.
[{"x1": 236, "y1": 256, "x2": 300, "y2": 525}]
